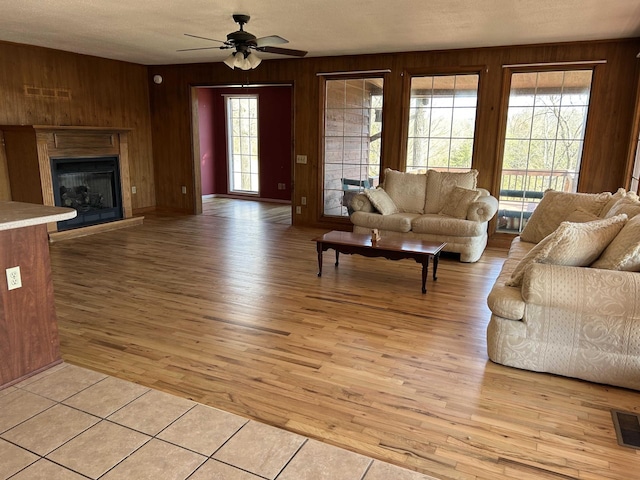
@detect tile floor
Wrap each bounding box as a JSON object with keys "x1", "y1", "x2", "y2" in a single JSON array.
[{"x1": 1, "y1": 363, "x2": 437, "y2": 480}]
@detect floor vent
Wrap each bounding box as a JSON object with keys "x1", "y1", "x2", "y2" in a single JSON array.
[{"x1": 611, "y1": 409, "x2": 640, "y2": 449}]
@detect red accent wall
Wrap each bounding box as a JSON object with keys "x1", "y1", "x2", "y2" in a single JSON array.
[
  {"x1": 197, "y1": 89, "x2": 215, "y2": 195},
  {"x1": 199, "y1": 86, "x2": 292, "y2": 201}
]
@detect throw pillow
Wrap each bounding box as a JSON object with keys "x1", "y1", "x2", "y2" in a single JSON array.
[
  {"x1": 592, "y1": 215, "x2": 640, "y2": 271},
  {"x1": 506, "y1": 233, "x2": 556, "y2": 287},
  {"x1": 519, "y1": 190, "x2": 612, "y2": 244},
  {"x1": 599, "y1": 188, "x2": 627, "y2": 217},
  {"x1": 506, "y1": 214, "x2": 627, "y2": 287},
  {"x1": 439, "y1": 186, "x2": 480, "y2": 219},
  {"x1": 565, "y1": 208, "x2": 600, "y2": 223},
  {"x1": 364, "y1": 188, "x2": 399, "y2": 215},
  {"x1": 605, "y1": 196, "x2": 640, "y2": 220},
  {"x1": 382, "y1": 168, "x2": 427, "y2": 214},
  {"x1": 424, "y1": 169, "x2": 478, "y2": 214}
]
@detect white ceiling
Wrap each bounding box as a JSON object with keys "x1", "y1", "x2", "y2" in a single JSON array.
[{"x1": 2, "y1": 0, "x2": 640, "y2": 66}]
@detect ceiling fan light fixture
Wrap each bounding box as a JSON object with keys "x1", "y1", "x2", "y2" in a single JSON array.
[
  {"x1": 224, "y1": 50, "x2": 260, "y2": 70},
  {"x1": 235, "y1": 53, "x2": 251, "y2": 70},
  {"x1": 223, "y1": 52, "x2": 237, "y2": 69},
  {"x1": 247, "y1": 52, "x2": 262, "y2": 68}
]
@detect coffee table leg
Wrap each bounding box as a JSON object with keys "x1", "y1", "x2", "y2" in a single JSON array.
[
  {"x1": 317, "y1": 242, "x2": 323, "y2": 277},
  {"x1": 421, "y1": 255, "x2": 429, "y2": 294},
  {"x1": 433, "y1": 252, "x2": 439, "y2": 281},
  {"x1": 335, "y1": 250, "x2": 340, "y2": 267}
]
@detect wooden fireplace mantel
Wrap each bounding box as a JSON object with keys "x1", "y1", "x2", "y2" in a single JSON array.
[{"x1": 1, "y1": 125, "x2": 142, "y2": 239}]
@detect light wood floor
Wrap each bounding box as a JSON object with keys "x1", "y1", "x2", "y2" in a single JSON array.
[
  {"x1": 202, "y1": 196, "x2": 292, "y2": 224},
  {"x1": 49, "y1": 201, "x2": 640, "y2": 480}
]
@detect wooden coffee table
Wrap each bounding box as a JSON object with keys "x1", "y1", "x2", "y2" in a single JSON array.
[{"x1": 314, "y1": 231, "x2": 446, "y2": 294}]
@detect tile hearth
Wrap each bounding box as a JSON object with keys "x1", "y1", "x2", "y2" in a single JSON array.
[{"x1": 0, "y1": 363, "x2": 435, "y2": 480}]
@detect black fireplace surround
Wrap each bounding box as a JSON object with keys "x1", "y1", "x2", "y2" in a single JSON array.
[{"x1": 51, "y1": 156, "x2": 123, "y2": 230}]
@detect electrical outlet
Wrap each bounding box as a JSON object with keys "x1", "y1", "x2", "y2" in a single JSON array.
[
  {"x1": 296, "y1": 206, "x2": 302, "y2": 214},
  {"x1": 301, "y1": 196, "x2": 307, "y2": 205},
  {"x1": 296, "y1": 155, "x2": 307, "y2": 164},
  {"x1": 6, "y1": 266, "x2": 22, "y2": 291},
  {"x1": 132, "y1": 186, "x2": 137, "y2": 194},
  {"x1": 181, "y1": 185, "x2": 187, "y2": 194}
]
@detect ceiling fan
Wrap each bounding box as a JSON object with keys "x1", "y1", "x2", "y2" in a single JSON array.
[{"x1": 178, "y1": 14, "x2": 308, "y2": 70}]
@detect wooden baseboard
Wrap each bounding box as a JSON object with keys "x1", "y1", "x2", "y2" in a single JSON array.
[
  {"x1": 132, "y1": 206, "x2": 157, "y2": 215},
  {"x1": 208, "y1": 194, "x2": 292, "y2": 204},
  {"x1": 0, "y1": 359, "x2": 63, "y2": 390},
  {"x1": 48, "y1": 216, "x2": 144, "y2": 243}
]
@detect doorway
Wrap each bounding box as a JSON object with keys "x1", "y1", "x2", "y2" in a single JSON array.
[{"x1": 191, "y1": 85, "x2": 293, "y2": 223}]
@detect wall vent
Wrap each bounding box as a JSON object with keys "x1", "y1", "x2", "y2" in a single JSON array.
[{"x1": 23, "y1": 85, "x2": 72, "y2": 100}]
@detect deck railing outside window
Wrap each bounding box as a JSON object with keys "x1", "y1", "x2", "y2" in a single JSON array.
[{"x1": 497, "y1": 169, "x2": 576, "y2": 232}]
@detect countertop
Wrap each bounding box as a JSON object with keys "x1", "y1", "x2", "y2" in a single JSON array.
[{"x1": 0, "y1": 201, "x2": 77, "y2": 231}]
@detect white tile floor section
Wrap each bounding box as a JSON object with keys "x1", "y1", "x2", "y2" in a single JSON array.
[{"x1": 0, "y1": 363, "x2": 437, "y2": 480}]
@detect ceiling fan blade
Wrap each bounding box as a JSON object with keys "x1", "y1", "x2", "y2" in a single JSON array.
[
  {"x1": 255, "y1": 35, "x2": 288, "y2": 47},
  {"x1": 256, "y1": 46, "x2": 308, "y2": 57},
  {"x1": 177, "y1": 46, "x2": 221, "y2": 52},
  {"x1": 183, "y1": 33, "x2": 226, "y2": 44}
]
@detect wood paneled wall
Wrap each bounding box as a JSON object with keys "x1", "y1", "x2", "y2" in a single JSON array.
[
  {"x1": 1, "y1": 38, "x2": 638, "y2": 226},
  {"x1": 149, "y1": 38, "x2": 640, "y2": 229},
  {"x1": 0, "y1": 41, "x2": 156, "y2": 211}
]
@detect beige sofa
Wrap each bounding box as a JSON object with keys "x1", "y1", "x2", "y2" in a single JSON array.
[
  {"x1": 349, "y1": 169, "x2": 498, "y2": 262},
  {"x1": 487, "y1": 189, "x2": 640, "y2": 390}
]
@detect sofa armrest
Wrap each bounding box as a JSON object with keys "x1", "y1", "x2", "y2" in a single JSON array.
[
  {"x1": 350, "y1": 193, "x2": 375, "y2": 213},
  {"x1": 521, "y1": 263, "x2": 640, "y2": 314},
  {"x1": 466, "y1": 194, "x2": 498, "y2": 222}
]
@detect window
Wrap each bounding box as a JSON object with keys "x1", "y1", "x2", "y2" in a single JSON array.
[
  {"x1": 497, "y1": 69, "x2": 593, "y2": 233},
  {"x1": 226, "y1": 95, "x2": 259, "y2": 194},
  {"x1": 406, "y1": 74, "x2": 479, "y2": 173},
  {"x1": 631, "y1": 128, "x2": 640, "y2": 194},
  {"x1": 322, "y1": 77, "x2": 384, "y2": 217}
]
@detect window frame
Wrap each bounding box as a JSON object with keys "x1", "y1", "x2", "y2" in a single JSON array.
[
  {"x1": 399, "y1": 66, "x2": 486, "y2": 173},
  {"x1": 225, "y1": 94, "x2": 260, "y2": 195},
  {"x1": 626, "y1": 72, "x2": 640, "y2": 195},
  {"x1": 631, "y1": 127, "x2": 640, "y2": 194},
  {"x1": 493, "y1": 64, "x2": 599, "y2": 233},
  {"x1": 319, "y1": 72, "x2": 389, "y2": 220}
]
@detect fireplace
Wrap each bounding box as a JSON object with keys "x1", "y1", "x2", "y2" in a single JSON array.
[
  {"x1": 1, "y1": 125, "x2": 143, "y2": 240},
  {"x1": 51, "y1": 156, "x2": 123, "y2": 230}
]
